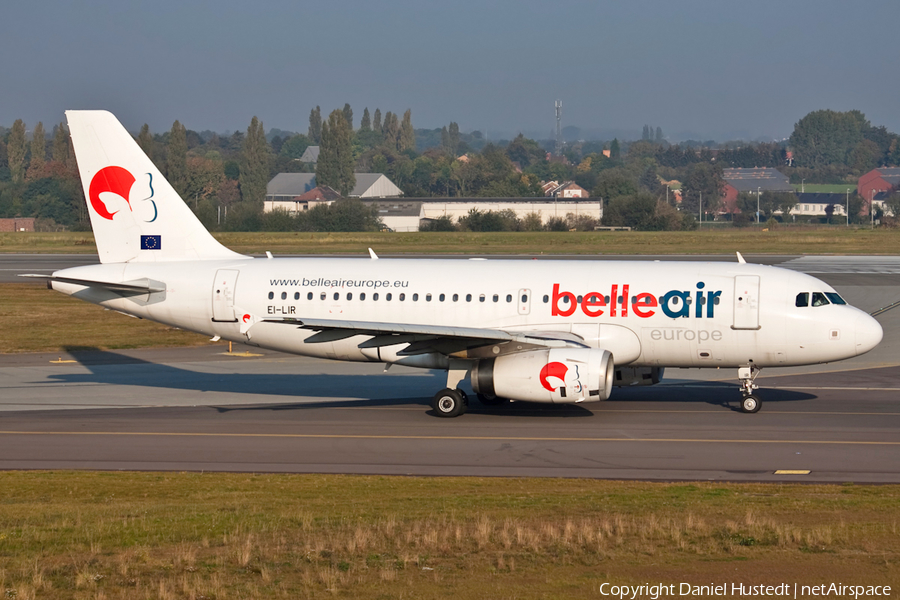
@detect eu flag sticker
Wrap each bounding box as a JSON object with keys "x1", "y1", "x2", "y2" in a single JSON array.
[{"x1": 140, "y1": 235, "x2": 161, "y2": 250}]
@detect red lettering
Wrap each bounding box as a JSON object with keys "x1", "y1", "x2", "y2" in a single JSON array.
[
  {"x1": 621, "y1": 284, "x2": 629, "y2": 317},
  {"x1": 551, "y1": 283, "x2": 576, "y2": 317},
  {"x1": 610, "y1": 285, "x2": 618, "y2": 317},
  {"x1": 632, "y1": 292, "x2": 657, "y2": 318},
  {"x1": 582, "y1": 292, "x2": 606, "y2": 317}
]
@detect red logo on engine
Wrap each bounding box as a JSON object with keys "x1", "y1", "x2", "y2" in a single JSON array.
[
  {"x1": 539, "y1": 361, "x2": 568, "y2": 392},
  {"x1": 89, "y1": 166, "x2": 135, "y2": 220}
]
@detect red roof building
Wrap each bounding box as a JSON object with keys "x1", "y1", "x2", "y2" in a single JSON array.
[{"x1": 858, "y1": 167, "x2": 900, "y2": 207}]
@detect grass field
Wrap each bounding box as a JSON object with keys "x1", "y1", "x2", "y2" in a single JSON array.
[
  {"x1": 0, "y1": 472, "x2": 896, "y2": 599},
  {"x1": 792, "y1": 184, "x2": 858, "y2": 194},
  {"x1": 0, "y1": 284, "x2": 213, "y2": 353},
  {"x1": 2, "y1": 228, "x2": 900, "y2": 256}
]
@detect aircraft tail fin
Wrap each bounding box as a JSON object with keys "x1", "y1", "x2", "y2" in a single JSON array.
[{"x1": 66, "y1": 110, "x2": 244, "y2": 264}]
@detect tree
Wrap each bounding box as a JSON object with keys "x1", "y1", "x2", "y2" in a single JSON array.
[
  {"x1": 448, "y1": 122, "x2": 460, "y2": 156},
  {"x1": 399, "y1": 109, "x2": 415, "y2": 152},
  {"x1": 27, "y1": 122, "x2": 45, "y2": 179},
  {"x1": 360, "y1": 107, "x2": 371, "y2": 132},
  {"x1": 52, "y1": 122, "x2": 68, "y2": 164},
  {"x1": 681, "y1": 162, "x2": 724, "y2": 215},
  {"x1": 279, "y1": 134, "x2": 312, "y2": 159},
  {"x1": 239, "y1": 116, "x2": 270, "y2": 204},
  {"x1": 885, "y1": 191, "x2": 900, "y2": 220},
  {"x1": 609, "y1": 138, "x2": 620, "y2": 160},
  {"x1": 167, "y1": 120, "x2": 188, "y2": 197},
  {"x1": 506, "y1": 134, "x2": 544, "y2": 168},
  {"x1": 593, "y1": 168, "x2": 637, "y2": 200},
  {"x1": 382, "y1": 112, "x2": 400, "y2": 151},
  {"x1": 655, "y1": 127, "x2": 664, "y2": 143},
  {"x1": 137, "y1": 124, "x2": 154, "y2": 158},
  {"x1": 441, "y1": 126, "x2": 450, "y2": 153},
  {"x1": 850, "y1": 139, "x2": 881, "y2": 172},
  {"x1": 308, "y1": 106, "x2": 322, "y2": 143},
  {"x1": 642, "y1": 125, "x2": 650, "y2": 141},
  {"x1": 789, "y1": 109, "x2": 868, "y2": 168},
  {"x1": 8, "y1": 119, "x2": 26, "y2": 184},
  {"x1": 373, "y1": 108, "x2": 382, "y2": 133},
  {"x1": 342, "y1": 103, "x2": 354, "y2": 130},
  {"x1": 316, "y1": 109, "x2": 355, "y2": 196}
]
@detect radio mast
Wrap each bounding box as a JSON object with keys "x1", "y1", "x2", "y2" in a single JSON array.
[{"x1": 555, "y1": 100, "x2": 562, "y2": 156}]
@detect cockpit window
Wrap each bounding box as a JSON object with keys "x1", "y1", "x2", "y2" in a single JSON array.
[
  {"x1": 811, "y1": 292, "x2": 830, "y2": 307},
  {"x1": 825, "y1": 292, "x2": 846, "y2": 305},
  {"x1": 795, "y1": 292, "x2": 809, "y2": 307}
]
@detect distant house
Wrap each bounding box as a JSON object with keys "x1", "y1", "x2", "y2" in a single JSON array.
[
  {"x1": 264, "y1": 173, "x2": 403, "y2": 213},
  {"x1": 364, "y1": 200, "x2": 423, "y2": 232},
  {"x1": 721, "y1": 168, "x2": 794, "y2": 213},
  {"x1": 858, "y1": 167, "x2": 900, "y2": 205},
  {"x1": 0, "y1": 218, "x2": 35, "y2": 232},
  {"x1": 299, "y1": 146, "x2": 319, "y2": 164},
  {"x1": 793, "y1": 193, "x2": 848, "y2": 218},
  {"x1": 542, "y1": 181, "x2": 589, "y2": 198}
]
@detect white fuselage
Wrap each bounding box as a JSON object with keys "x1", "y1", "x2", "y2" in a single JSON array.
[{"x1": 51, "y1": 257, "x2": 882, "y2": 369}]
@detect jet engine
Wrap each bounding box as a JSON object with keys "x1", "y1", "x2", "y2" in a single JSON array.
[{"x1": 471, "y1": 348, "x2": 614, "y2": 404}]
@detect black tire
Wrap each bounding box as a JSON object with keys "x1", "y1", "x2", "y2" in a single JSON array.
[
  {"x1": 741, "y1": 394, "x2": 761, "y2": 414},
  {"x1": 431, "y1": 388, "x2": 467, "y2": 418},
  {"x1": 477, "y1": 392, "x2": 506, "y2": 406}
]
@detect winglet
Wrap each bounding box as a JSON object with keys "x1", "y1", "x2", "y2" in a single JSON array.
[
  {"x1": 736, "y1": 252, "x2": 746, "y2": 264},
  {"x1": 368, "y1": 248, "x2": 379, "y2": 260}
]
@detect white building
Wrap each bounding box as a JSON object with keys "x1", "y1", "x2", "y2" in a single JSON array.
[{"x1": 265, "y1": 173, "x2": 403, "y2": 213}]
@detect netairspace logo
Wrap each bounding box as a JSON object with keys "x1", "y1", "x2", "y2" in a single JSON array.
[{"x1": 596, "y1": 582, "x2": 892, "y2": 599}]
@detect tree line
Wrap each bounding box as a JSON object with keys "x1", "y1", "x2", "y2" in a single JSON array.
[{"x1": 1, "y1": 107, "x2": 898, "y2": 232}]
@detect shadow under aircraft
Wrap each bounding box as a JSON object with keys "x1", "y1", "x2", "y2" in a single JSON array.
[{"x1": 41, "y1": 348, "x2": 816, "y2": 417}]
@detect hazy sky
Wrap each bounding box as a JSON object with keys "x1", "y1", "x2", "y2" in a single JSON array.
[{"x1": 3, "y1": 0, "x2": 898, "y2": 141}]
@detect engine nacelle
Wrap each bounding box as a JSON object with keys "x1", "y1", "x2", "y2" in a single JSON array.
[
  {"x1": 472, "y1": 348, "x2": 614, "y2": 404},
  {"x1": 613, "y1": 366, "x2": 665, "y2": 387}
]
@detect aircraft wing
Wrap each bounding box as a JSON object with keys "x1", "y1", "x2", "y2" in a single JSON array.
[{"x1": 262, "y1": 317, "x2": 586, "y2": 356}]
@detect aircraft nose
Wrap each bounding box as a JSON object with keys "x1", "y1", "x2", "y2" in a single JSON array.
[{"x1": 854, "y1": 312, "x2": 883, "y2": 356}]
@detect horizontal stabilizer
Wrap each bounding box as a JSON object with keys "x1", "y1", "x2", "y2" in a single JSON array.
[{"x1": 19, "y1": 274, "x2": 165, "y2": 295}]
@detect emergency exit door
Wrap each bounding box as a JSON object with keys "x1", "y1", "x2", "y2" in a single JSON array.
[
  {"x1": 732, "y1": 275, "x2": 760, "y2": 330},
  {"x1": 212, "y1": 269, "x2": 239, "y2": 322}
]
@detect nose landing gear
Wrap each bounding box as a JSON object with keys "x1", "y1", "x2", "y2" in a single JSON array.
[{"x1": 738, "y1": 365, "x2": 762, "y2": 413}]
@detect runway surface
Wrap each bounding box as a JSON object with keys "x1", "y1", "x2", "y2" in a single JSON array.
[{"x1": 1, "y1": 255, "x2": 899, "y2": 482}]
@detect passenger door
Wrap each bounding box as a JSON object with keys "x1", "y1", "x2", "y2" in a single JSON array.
[{"x1": 732, "y1": 275, "x2": 760, "y2": 330}]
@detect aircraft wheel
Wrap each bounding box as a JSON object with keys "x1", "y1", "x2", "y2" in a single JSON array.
[
  {"x1": 741, "y1": 394, "x2": 761, "y2": 414},
  {"x1": 431, "y1": 388, "x2": 467, "y2": 418},
  {"x1": 477, "y1": 392, "x2": 506, "y2": 406}
]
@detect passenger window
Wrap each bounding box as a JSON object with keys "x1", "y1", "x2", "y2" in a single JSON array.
[
  {"x1": 426, "y1": 294, "x2": 432, "y2": 302},
  {"x1": 281, "y1": 292, "x2": 287, "y2": 300},
  {"x1": 714, "y1": 296, "x2": 720, "y2": 305},
  {"x1": 307, "y1": 292, "x2": 313, "y2": 300},
  {"x1": 521, "y1": 294, "x2": 528, "y2": 303},
  {"x1": 576, "y1": 295, "x2": 583, "y2": 304},
  {"x1": 825, "y1": 292, "x2": 846, "y2": 305},
  {"x1": 399, "y1": 293, "x2": 405, "y2": 301},
  {"x1": 294, "y1": 292, "x2": 300, "y2": 300},
  {"x1": 479, "y1": 294, "x2": 485, "y2": 302},
  {"x1": 795, "y1": 292, "x2": 809, "y2": 307},
  {"x1": 506, "y1": 294, "x2": 513, "y2": 303},
  {"x1": 320, "y1": 292, "x2": 326, "y2": 301},
  {"x1": 439, "y1": 294, "x2": 445, "y2": 302},
  {"x1": 812, "y1": 292, "x2": 830, "y2": 307},
  {"x1": 494, "y1": 294, "x2": 500, "y2": 302},
  {"x1": 360, "y1": 293, "x2": 366, "y2": 301},
  {"x1": 373, "y1": 293, "x2": 379, "y2": 301},
  {"x1": 413, "y1": 293, "x2": 418, "y2": 301},
  {"x1": 386, "y1": 293, "x2": 392, "y2": 301},
  {"x1": 268, "y1": 292, "x2": 274, "y2": 300},
  {"x1": 562, "y1": 296, "x2": 570, "y2": 304},
  {"x1": 466, "y1": 294, "x2": 472, "y2": 302},
  {"x1": 542, "y1": 295, "x2": 549, "y2": 303},
  {"x1": 453, "y1": 294, "x2": 459, "y2": 302},
  {"x1": 347, "y1": 293, "x2": 353, "y2": 301}
]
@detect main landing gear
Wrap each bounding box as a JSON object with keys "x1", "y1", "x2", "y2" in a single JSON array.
[
  {"x1": 738, "y1": 364, "x2": 762, "y2": 413},
  {"x1": 431, "y1": 388, "x2": 468, "y2": 418}
]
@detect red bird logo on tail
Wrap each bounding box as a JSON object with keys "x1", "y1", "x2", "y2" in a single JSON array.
[{"x1": 89, "y1": 166, "x2": 135, "y2": 220}]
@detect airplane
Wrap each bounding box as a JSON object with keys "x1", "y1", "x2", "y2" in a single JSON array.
[{"x1": 24, "y1": 110, "x2": 884, "y2": 417}]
